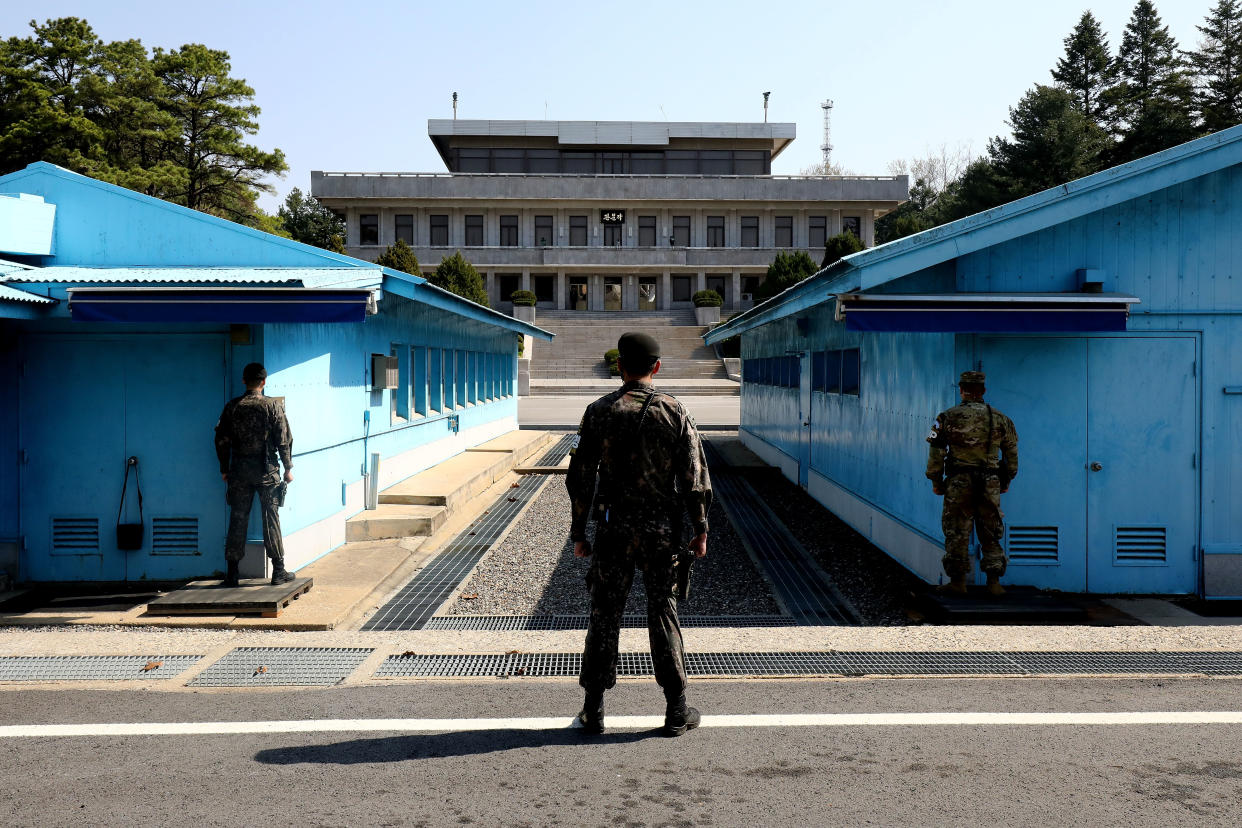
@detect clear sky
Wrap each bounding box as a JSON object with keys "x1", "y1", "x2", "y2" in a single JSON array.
[{"x1": 1, "y1": 0, "x2": 1213, "y2": 210}]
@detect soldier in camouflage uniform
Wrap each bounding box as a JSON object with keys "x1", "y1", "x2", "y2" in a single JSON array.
[
  {"x1": 926, "y1": 370, "x2": 1018, "y2": 596},
  {"x1": 567, "y1": 332, "x2": 712, "y2": 737},
  {"x1": 214, "y1": 363, "x2": 296, "y2": 588}
]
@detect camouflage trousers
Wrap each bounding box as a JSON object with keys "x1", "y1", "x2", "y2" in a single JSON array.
[
  {"x1": 225, "y1": 474, "x2": 285, "y2": 564},
  {"x1": 580, "y1": 525, "x2": 686, "y2": 698},
  {"x1": 941, "y1": 471, "x2": 1007, "y2": 578}
]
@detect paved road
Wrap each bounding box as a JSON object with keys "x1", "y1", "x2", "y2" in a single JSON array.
[
  {"x1": 3, "y1": 677, "x2": 1242, "y2": 826},
  {"x1": 519, "y1": 394, "x2": 740, "y2": 429}
]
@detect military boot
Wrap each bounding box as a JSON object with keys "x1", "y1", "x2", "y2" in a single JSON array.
[
  {"x1": 577, "y1": 691, "x2": 605, "y2": 735},
  {"x1": 222, "y1": 561, "x2": 240, "y2": 589},
  {"x1": 937, "y1": 573, "x2": 969, "y2": 596},
  {"x1": 986, "y1": 574, "x2": 1005, "y2": 596},
  {"x1": 663, "y1": 694, "x2": 701, "y2": 737},
  {"x1": 270, "y1": 558, "x2": 296, "y2": 586}
]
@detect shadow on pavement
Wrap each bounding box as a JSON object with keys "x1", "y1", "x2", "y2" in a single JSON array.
[{"x1": 254, "y1": 727, "x2": 664, "y2": 765}]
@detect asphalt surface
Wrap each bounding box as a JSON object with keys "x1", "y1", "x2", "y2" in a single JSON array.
[{"x1": 4, "y1": 677, "x2": 1242, "y2": 826}]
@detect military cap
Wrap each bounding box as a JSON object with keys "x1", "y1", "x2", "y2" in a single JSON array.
[
  {"x1": 243, "y1": 362, "x2": 267, "y2": 385},
  {"x1": 618, "y1": 332, "x2": 660, "y2": 367},
  {"x1": 959, "y1": 370, "x2": 986, "y2": 386}
]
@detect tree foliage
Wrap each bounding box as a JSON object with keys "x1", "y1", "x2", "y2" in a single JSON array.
[
  {"x1": 1052, "y1": 11, "x2": 1115, "y2": 123},
  {"x1": 754, "y1": 250, "x2": 820, "y2": 303},
  {"x1": 1188, "y1": 0, "x2": 1242, "y2": 131},
  {"x1": 0, "y1": 17, "x2": 286, "y2": 226},
  {"x1": 429, "y1": 251, "x2": 488, "y2": 305},
  {"x1": 821, "y1": 232, "x2": 864, "y2": 269},
  {"x1": 375, "y1": 238, "x2": 421, "y2": 275},
  {"x1": 278, "y1": 187, "x2": 345, "y2": 251}
]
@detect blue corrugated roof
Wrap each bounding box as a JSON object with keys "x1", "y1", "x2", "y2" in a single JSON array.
[
  {"x1": 4, "y1": 266, "x2": 383, "y2": 288},
  {"x1": 0, "y1": 283, "x2": 55, "y2": 304}
]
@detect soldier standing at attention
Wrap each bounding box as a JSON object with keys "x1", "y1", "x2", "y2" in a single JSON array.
[
  {"x1": 926, "y1": 370, "x2": 1018, "y2": 596},
  {"x1": 567, "y1": 332, "x2": 712, "y2": 737},
  {"x1": 214, "y1": 362, "x2": 296, "y2": 588}
]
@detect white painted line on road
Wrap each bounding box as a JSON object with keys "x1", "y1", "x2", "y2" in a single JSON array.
[{"x1": 5, "y1": 711, "x2": 1242, "y2": 738}]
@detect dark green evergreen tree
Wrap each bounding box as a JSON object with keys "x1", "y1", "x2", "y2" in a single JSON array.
[
  {"x1": 1187, "y1": 0, "x2": 1242, "y2": 132},
  {"x1": 430, "y1": 251, "x2": 489, "y2": 305},
  {"x1": 1106, "y1": 0, "x2": 1197, "y2": 163},
  {"x1": 753, "y1": 250, "x2": 819, "y2": 303},
  {"x1": 875, "y1": 178, "x2": 938, "y2": 243},
  {"x1": 374, "y1": 238, "x2": 421, "y2": 275},
  {"x1": 821, "y1": 232, "x2": 864, "y2": 269},
  {"x1": 278, "y1": 187, "x2": 347, "y2": 251},
  {"x1": 990, "y1": 85, "x2": 1109, "y2": 195},
  {"x1": 1051, "y1": 11, "x2": 1115, "y2": 125}
]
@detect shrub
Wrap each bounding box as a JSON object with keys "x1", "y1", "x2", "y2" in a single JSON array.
[
  {"x1": 693, "y1": 289, "x2": 723, "y2": 307},
  {"x1": 604, "y1": 348, "x2": 620, "y2": 376},
  {"x1": 510, "y1": 290, "x2": 536, "y2": 306},
  {"x1": 822, "y1": 231, "x2": 864, "y2": 269}
]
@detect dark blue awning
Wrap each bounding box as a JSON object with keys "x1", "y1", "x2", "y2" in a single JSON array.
[
  {"x1": 68, "y1": 287, "x2": 373, "y2": 323},
  {"x1": 835, "y1": 292, "x2": 1138, "y2": 333}
]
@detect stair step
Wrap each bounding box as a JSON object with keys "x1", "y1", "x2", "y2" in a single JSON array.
[{"x1": 345, "y1": 504, "x2": 448, "y2": 541}]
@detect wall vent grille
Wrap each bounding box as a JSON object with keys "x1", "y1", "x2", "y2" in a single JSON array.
[
  {"x1": 152, "y1": 517, "x2": 199, "y2": 556},
  {"x1": 1007, "y1": 526, "x2": 1058, "y2": 562},
  {"x1": 1115, "y1": 526, "x2": 1167, "y2": 563},
  {"x1": 51, "y1": 518, "x2": 99, "y2": 554}
]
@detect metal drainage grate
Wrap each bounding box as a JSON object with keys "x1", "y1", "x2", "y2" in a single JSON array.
[
  {"x1": 422, "y1": 614, "x2": 799, "y2": 631},
  {"x1": 189, "y1": 647, "x2": 373, "y2": 687},
  {"x1": 373, "y1": 650, "x2": 1242, "y2": 679},
  {"x1": 535, "y1": 434, "x2": 576, "y2": 466},
  {"x1": 704, "y1": 443, "x2": 859, "y2": 626},
  {"x1": 0, "y1": 655, "x2": 203, "y2": 681},
  {"x1": 362, "y1": 476, "x2": 551, "y2": 631}
]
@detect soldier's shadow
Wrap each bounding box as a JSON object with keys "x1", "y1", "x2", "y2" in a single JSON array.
[{"x1": 254, "y1": 726, "x2": 661, "y2": 765}]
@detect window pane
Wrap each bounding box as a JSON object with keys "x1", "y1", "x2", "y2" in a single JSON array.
[
  {"x1": 493, "y1": 149, "x2": 523, "y2": 173},
  {"x1": 498, "y1": 273, "x2": 520, "y2": 301},
  {"x1": 707, "y1": 216, "x2": 725, "y2": 247},
  {"x1": 534, "y1": 215, "x2": 553, "y2": 246},
  {"x1": 534, "y1": 274, "x2": 554, "y2": 302},
  {"x1": 672, "y1": 276, "x2": 692, "y2": 302},
  {"x1": 395, "y1": 214, "x2": 413, "y2": 245},
  {"x1": 430, "y1": 215, "x2": 448, "y2": 246},
  {"x1": 528, "y1": 150, "x2": 559, "y2": 173},
  {"x1": 842, "y1": 348, "x2": 860, "y2": 395},
  {"x1": 630, "y1": 152, "x2": 663, "y2": 174},
  {"x1": 500, "y1": 215, "x2": 518, "y2": 246},
  {"x1": 741, "y1": 216, "x2": 758, "y2": 248},
  {"x1": 734, "y1": 150, "x2": 766, "y2": 175},
  {"x1": 666, "y1": 150, "x2": 698, "y2": 174},
  {"x1": 457, "y1": 149, "x2": 489, "y2": 173},
  {"x1": 359, "y1": 214, "x2": 378, "y2": 246},
  {"x1": 563, "y1": 152, "x2": 593, "y2": 173},
  {"x1": 825, "y1": 350, "x2": 841, "y2": 393},
  {"x1": 842, "y1": 216, "x2": 861, "y2": 237},
  {"x1": 638, "y1": 215, "x2": 656, "y2": 247},
  {"x1": 700, "y1": 150, "x2": 731, "y2": 174},
  {"x1": 809, "y1": 216, "x2": 827, "y2": 249},
  {"x1": 412, "y1": 346, "x2": 427, "y2": 415},
  {"x1": 603, "y1": 225, "x2": 623, "y2": 246},
  {"x1": 465, "y1": 214, "x2": 484, "y2": 246},
  {"x1": 672, "y1": 216, "x2": 691, "y2": 246},
  {"x1": 775, "y1": 216, "x2": 793, "y2": 247},
  {"x1": 444, "y1": 349, "x2": 456, "y2": 410},
  {"x1": 569, "y1": 215, "x2": 588, "y2": 246},
  {"x1": 428, "y1": 347, "x2": 442, "y2": 412},
  {"x1": 812, "y1": 352, "x2": 827, "y2": 391}
]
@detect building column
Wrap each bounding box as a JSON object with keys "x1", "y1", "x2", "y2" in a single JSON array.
[
  {"x1": 696, "y1": 271, "x2": 706, "y2": 295},
  {"x1": 520, "y1": 269, "x2": 531, "y2": 292},
  {"x1": 485, "y1": 270, "x2": 496, "y2": 307},
  {"x1": 661, "y1": 270, "x2": 671, "y2": 310},
  {"x1": 555, "y1": 270, "x2": 567, "y2": 310},
  {"x1": 731, "y1": 270, "x2": 743, "y2": 310},
  {"x1": 863, "y1": 211, "x2": 876, "y2": 247}
]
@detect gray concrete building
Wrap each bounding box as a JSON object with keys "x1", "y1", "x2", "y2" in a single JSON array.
[{"x1": 311, "y1": 120, "x2": 908, "y2": 314}]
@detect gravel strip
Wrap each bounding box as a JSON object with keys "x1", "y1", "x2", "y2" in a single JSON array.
[
  {"x1": 747, "y1": 468, "x2": 921, "y2": 626},
  {"x1": 445, "y1": 482, "x2": 780, "y2": 616}
]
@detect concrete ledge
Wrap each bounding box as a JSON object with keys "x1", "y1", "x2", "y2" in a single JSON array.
[{"x1": 345, "y1": 504, "x2": 448, "y2": 542}]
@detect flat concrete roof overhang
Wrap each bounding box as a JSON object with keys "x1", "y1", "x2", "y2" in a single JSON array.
[
  {"x1": 311, "y1": 172, "x2": 909, "y2": 205},
  {"x1": 426, "y1": 119, "x2": 797, "y2": 165}
]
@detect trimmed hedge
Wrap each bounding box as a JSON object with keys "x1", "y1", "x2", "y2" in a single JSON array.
[
  {"x1": 510, "y1": 289, "x2": 537, "y2": 306},
  {"x1": 604, "y1": 348, "x2": 620, "y2": 376},
  {"x1": 693, "y1": 289, "x2": 723, "y2": 307}
]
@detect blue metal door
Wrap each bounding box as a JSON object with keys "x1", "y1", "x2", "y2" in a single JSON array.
[
  {"x1": 20, "y1": 335, "x2": 228, "y2": 582},
  {"x1": 798, "y1": 352, "x2": 812, "y2": 488},
  {"x1": 979, "y1": 337, "x2": 1089, "y2": 591},
  {"x1": 1085, "y1": 338, "x2": 1197, "y2": 593}
]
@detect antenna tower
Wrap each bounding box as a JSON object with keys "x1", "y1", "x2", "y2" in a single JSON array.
[{"x1": 820, "y1": 99, "x2": 834, "y2": 168}]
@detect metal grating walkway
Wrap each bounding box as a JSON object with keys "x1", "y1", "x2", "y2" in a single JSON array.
[
  {"x1": 0, "y1": 655, "x2": 203, "y2": 682},
  {"x1": 374, "y1": 650, "x2": 1242, "y2": 679},
  {"x1": 423, "y1": 614, "x2": 798, "y2": 631},
  {"x1": 535, "y1": 433, "x2": 576, "y2": 466},
  {"x1": 188, "y1": 647, "x2": 373, "y2": 687},
  {"x1": 362, "y1": 475, "x2": 552, "y2": 631},
  {"x1": 704, "y1": 443, "x2": 859, "y2": 625}
]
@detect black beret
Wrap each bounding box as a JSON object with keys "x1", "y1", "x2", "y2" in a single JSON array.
[
  {"x1": 243, "y1": 362, "x2": 267, "y2": 385},
  {"x1": 618, "y1": 332, "x2": 660, "y2": 365}
]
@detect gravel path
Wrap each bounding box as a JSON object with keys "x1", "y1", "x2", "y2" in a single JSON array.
[
  {"x1": 445, "y1": 480, "x2": 780, "y2": 616},
  {"x1": 752, "y1": 467, "x2": 920, "y2": 625}
]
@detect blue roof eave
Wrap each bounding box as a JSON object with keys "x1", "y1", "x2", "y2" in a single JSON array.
[
  {"x1": 380, "y1": 269, "x2": 554, "y2": 340},
  {"x1": 701, "y1": 260, "x2": 857, "y2": 345}
]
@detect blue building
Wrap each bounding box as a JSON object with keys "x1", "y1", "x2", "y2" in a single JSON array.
[
  {"x1": 0, "y1": 162, "x2": 549, "y2": 584},
  {"x1": 705, "y1": 125, "x2": 1242, "y2": 597}
]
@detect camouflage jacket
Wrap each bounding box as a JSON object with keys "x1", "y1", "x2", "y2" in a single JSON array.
[
  {"x1": 926, "y1": 399, "x2": 1018, "y2": 482},
  {"x1": 566, "y1": 380, "x2": 712, "y2": 542},
  {"x1": 214, "y1": 390, "x2": 293, "y2": 482}
]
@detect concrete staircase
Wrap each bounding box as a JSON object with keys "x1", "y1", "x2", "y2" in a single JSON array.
[
  {"x1": 530, "y1": 310, "x2": 738, "y2": 396},
  {"x1": 344, "y1": 430, "x2": 554, "y2": 542}
]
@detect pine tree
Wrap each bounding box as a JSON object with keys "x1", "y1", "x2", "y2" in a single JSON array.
[
  {"x1": 753, "y1": 250, "x2": 819, "y2": 303},
  {"x1": 1051, "y1": 11, "x2": 1115, "y2": 125},
  {"x1": 374, "y1": 238, "x2": 421, "y2": 276},
  {"x1": 1106, "y1": 0, "x2": 1198, "y2": 163},
  {"x1": 429, "y1": 251, "x2": 489, "y2": 306},
  {"x1": 278, "y1": 187, "x2": 347, "y2": 251},
  {"x1": 1187, "y1": 0, "x2": 1242, "y2": 132},
  {"x1": 990, "y1": 85, "x2": 1110, "y2": 196}
]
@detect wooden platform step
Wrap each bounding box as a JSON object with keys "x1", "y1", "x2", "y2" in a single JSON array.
[{"x1": 145, "y1": 577, "x2": 314, "y2": 618}]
